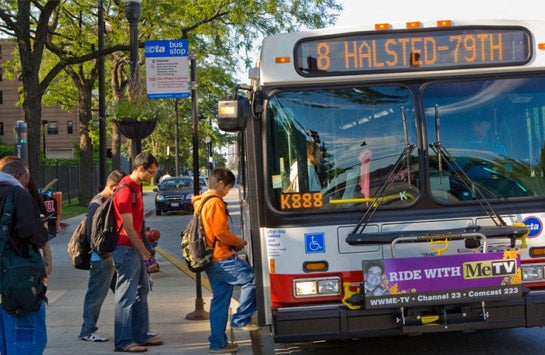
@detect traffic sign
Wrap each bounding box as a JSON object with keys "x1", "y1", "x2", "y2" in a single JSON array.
[{"x1": 145, "y1": 39, "x2": 190, "y2": 99}]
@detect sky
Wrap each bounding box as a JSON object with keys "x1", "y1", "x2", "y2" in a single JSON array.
[
  {"x1": 235, "y1": 0, "x2": 545, "y2": 82},
  {"x1": 336, "y1": 0, "x2": 545, "y2": 27}
]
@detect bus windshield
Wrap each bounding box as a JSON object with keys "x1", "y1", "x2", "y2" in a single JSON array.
[
  {"x1": 268, "y1": 85, "x2": 419, "y2": 211},
  {"x1": 267, "y1": 76, "x2": 545, "y2": 211},
  {"x1": 424, "y1": 76, "x2": 545, "y2": 201}
]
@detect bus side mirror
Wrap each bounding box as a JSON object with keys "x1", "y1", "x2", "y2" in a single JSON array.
[{"x1": 218, "y1": 96, "x2": 250, "y2": 132}]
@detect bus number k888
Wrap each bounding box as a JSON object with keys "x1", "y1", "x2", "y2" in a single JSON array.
[{"x1": 280, "y1": 192, "x2": 323, "y2": 210}]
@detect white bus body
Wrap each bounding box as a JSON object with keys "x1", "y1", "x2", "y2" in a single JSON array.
[{"x1": 219, "y1": 19, "x2": 545, "y2": 342}]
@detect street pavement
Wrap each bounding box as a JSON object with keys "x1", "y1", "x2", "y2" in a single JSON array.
[{"x1": 43, "y1": 188, "x2": 260, "y2": 355}]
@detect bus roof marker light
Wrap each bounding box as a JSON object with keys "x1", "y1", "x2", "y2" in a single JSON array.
[
  {"x1": 374, "y1": 23, "x2": 391, "y2": 31},
  {"x1": 436, "y1": 20, "x2": 452, "y2": 27},
  {"x1": 538, "y1": 43, "x2": 545, "y2": 50},
  {"x1": 406, "y1": 21, "x2": 422, "y2": 29},
  {"x1": 275, "y1": 56, "x2": 291, "y2": 64}
]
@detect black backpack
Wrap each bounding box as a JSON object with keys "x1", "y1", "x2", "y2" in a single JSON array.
[
  {"x1": 91, "y1": 184, "x2": 136, "y2": 256},
  {"x1": 67, "y1": 214, "x2": 91, "y2": 270},
  {"x1": 0, "y1": 187, "x2": 47, "y2": 317},
  {"x1": 181, "y1": 195, "x2": 218, "y2": 272}
]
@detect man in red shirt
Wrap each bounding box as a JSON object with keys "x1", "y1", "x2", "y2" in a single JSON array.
[{"x1": 111, "y1": 152, "x2": 162, "y2": 353}]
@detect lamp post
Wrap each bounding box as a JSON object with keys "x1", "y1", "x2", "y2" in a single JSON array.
[
  {"x1": 98, "y1": 0, "x2": 107, "y2": 187},
  {"x1": 204, "y1": 136, "x2": 213, "y2": 176},
  {"x1": 122, "y1": 0, "x2": 143, "y2": 163},
  {"x1": 122, "y1": 0, "x2": 142, "y2": 85}
]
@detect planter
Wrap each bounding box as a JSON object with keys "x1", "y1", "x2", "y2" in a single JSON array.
[{"x1": 114, "y1": 118, "x2": 157, "y2": 140}]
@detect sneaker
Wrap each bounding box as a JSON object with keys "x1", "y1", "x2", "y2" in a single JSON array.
[
  {"x1": 81, "y1": 333, "x2": 108, "y2": 342},
  {"x1": 233, "y1": 322, "x2": 259, "y2": 332},
  {"x1": 209, "y1": 343, "x2": 239, "y2": 353}
]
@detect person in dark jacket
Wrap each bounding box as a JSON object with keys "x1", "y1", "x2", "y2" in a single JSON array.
[{"x1": 0, "y1": 159, "x2": 49, "y2": 355}]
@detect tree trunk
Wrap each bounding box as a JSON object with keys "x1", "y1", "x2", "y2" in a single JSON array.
[
  {"x1": 77, "y1": 88, "x2": 95, "y2": 206},
  {"x1": 22, "y1": 83, "x2": 45, "y2": 186}
]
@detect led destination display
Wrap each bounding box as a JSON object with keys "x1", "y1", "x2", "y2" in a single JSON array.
[{"x1": 295, "y1": 27, "x2": 531, "y2": 75}]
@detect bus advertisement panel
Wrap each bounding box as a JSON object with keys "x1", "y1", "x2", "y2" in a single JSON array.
[{"x1": 363, "y1": 251, "x2": 521, "y2": 309}]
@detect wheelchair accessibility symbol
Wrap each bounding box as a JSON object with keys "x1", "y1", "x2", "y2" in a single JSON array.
[{"x1": 305, "y1": 233, "x2": 325, "y2": 254}]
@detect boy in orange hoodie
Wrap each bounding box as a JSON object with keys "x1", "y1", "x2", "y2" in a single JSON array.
[{"x1": 192, "y1": 168, "x2": 257, "y2": 354}]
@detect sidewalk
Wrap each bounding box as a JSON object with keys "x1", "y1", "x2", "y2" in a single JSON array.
[{"x1": 43, "y1": 190, "x2": 257, "y2": 354}]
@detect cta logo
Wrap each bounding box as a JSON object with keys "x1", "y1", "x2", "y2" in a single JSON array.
[
  {"x1": 522, "y1": 216, "x2": 542, "y2": 238},
  {"x1": 463, "y1": 259, "x2": 517, "y2": 279}
]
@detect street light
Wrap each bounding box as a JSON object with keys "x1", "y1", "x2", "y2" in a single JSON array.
[
  {"x1": 98, "y1": 0, "x2": 106, "y2": 187},
  {"x1": 204, "y1": 136, "x2": 213, "y2": 176},
  {"x1": 122, "y1": 0, "x2": 142, "y2": 84},
  {"x1": 122, "y1": 0, "x2": 143, "y2": 162}
]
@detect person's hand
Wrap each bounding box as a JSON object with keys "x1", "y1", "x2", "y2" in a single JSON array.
[{"x1": 233, "y1": 239, "x2": 247, "y2": 252}]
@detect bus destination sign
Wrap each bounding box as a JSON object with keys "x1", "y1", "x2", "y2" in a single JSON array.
[{"x1": 295, "y1": 27, "x2": 531, "y2": 76}]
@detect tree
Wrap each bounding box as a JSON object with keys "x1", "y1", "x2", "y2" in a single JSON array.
[
  {"x1": 44, "y1": 1, "x2": 100, "y2": 204},
  {"x1": 0, "y1": 0, "x2": 62, "y2": 183}
]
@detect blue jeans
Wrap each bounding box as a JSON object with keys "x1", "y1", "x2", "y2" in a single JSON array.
[
  {"x1": 79, "y1": 254, "x2": 115, "y2": 337},
  {"x1": 112, "y1": 246, "x2": 150, "y2": 350},
  {"x1": 0, "y1": 300, "x2": 47, "y2": 355},
  {"x1": 205, "y1": 256, "x2": 256, "y2": 350}
]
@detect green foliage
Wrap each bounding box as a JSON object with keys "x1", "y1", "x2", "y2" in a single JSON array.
[
  {"x1": 41, "y1": 157, "x2": 79, "y2": 166},
  {"x1": 109, "y1": 96, "x2": 169, "y2": 122},
  {"x1": 1, "y1": 0, "x2": 343, "y2": 178},
  {"x1": 0, "y1": 142, "x2": 15, "y2": 158},
  {"x1": 61, "y1": 199, "x2": 88, "y2": 219}
]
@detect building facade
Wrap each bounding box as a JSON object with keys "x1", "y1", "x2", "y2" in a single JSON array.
[{"x1": 0, "y1": 39, "x2": 80, "y2": 158}]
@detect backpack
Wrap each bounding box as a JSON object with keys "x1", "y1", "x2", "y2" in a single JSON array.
[
  {"x1": 91, "y1": 184, "x2": 136, "y2": 256},
  {"x1": 181, "y1": 195, "x2": 218, "y2": 272},
  {"x1": 67, "y1": 215, "x2": 91, "y2": 270},
  {"x1": 0, "y1": 187, "x2": 47, "y2": 317}
]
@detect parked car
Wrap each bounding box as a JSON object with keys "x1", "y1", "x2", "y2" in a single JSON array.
[
  {"x1": 154, "y1": 177, "x2": 195, "y2": 215},
  {"x1": 179, "y1": 176, "x2": 208, "y2": 193},
  {"x1": 199, "y1": 177, "x2": 208, "y2": 193}
]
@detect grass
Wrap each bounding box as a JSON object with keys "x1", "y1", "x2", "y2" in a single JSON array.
[{"x1": 60, "y1": 184, "x2": 157, "y2": 219}]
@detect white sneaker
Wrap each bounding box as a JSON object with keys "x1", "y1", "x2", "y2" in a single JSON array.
[
  {"x1": 233, "y1": 322, "x2": 259, "y2": 332},
  {"x1": 81, "y1": 333, "x2": 108, "y2": 342}
]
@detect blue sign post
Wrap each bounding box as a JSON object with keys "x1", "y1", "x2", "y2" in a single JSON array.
[{"x1": 145, "y1": 39, "x2": 190, "y2": 99}]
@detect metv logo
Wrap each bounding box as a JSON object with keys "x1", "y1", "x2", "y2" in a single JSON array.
[{"x1": 522, "y1": 216, "x2": 542, "y2": 238}]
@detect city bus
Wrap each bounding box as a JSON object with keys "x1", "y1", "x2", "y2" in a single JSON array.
[{"x1": 217, "y1": 19, "x2": 545, "y2": 342}]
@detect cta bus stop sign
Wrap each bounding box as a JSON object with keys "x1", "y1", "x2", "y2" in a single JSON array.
[{"x1": 145, "y1": 39, "x2": 190, "y2": 99}]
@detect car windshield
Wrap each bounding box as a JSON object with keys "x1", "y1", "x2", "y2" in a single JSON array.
[{"x1": 160, "y1": 178, "x2": 192, "y2": 191}]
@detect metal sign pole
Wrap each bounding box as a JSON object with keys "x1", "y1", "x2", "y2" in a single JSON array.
[{"x1": 185, "y1": 51, "x2": 209, "y2": 321}]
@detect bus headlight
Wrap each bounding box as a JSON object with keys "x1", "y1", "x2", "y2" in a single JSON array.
[
  {"x1": 293, "y1": 277, "x2": 341, "y2": 298},
  {"x1": 522, "y1": 265, "x2": 544, "y2": 281},
  {"x1": 318, "y1": 279, "x2": 340, "y2": 294}
]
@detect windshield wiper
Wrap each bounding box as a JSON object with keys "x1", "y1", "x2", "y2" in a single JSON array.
[
  {"x1": 428, "y1": 105, "x2": 506, "y2": 227},
  {"x1": 347, "y1": 107, "x2": 416, "y2": 238}
]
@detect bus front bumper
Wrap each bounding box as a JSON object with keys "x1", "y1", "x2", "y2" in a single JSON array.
[{"x1": 272, "y1": 290, "x2": 545, "y2": 343}]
